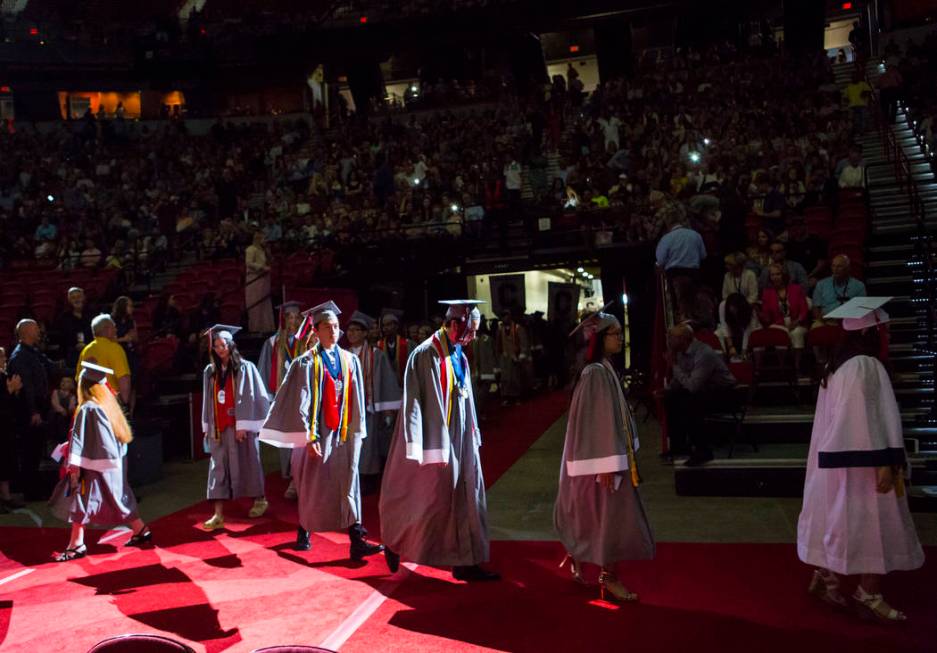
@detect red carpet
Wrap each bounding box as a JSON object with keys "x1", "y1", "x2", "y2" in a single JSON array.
[{"x1": 2, "y1": 396, "x2": 935, "y2": 652}]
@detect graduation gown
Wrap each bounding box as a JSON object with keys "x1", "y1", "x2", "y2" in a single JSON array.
[
  {"x1": 797, "y1": 355, "x2": 924, "y2": 575},
  {"x1": 259, "y1": 347, "x2": 367, "y2": 532},
  {"x1": 201, "y1": 361, "x2": 271, "y2": 500},
  {"x1": 49, "y1": 403, "x2": 140, "y2": 526},
  {"x1": 495, "y1": 323, "x2": 530, "y2": 399},
  {"x1": 352, "y1": 343, "x2": 403, "y2": 475},
  {"x1": 554, "y1": 360, "x2": 655, "y2": 566},
  {"x1": 257, "y1": 332, "x2": 303, "y2": 476},
  {"x1": 379, "y1": 332, "x2": 489, "y2": 566}
]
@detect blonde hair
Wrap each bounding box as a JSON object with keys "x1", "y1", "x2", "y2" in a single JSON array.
[{"x1": 78, "y1": 378, "x2": 133, "y2": 444}]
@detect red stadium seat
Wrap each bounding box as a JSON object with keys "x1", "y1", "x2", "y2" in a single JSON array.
[
  {"x1": 695, "y1": 329, "x2": 724, "y2": 353},
  {"x1": 142, "y1": 337, "x2": 178, "y2": 375}
]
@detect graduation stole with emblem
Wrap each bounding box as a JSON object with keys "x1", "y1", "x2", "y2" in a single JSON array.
[
  {"x1": 211, "y1": 364, "x2": 237, "y2": 443},
  {"x1": 432, "y1": 328, "x2": 468, "y2": 427},
  {"x1": 272, "y1": 332, "x2": 302, "y2": 389},
  {"x1": 378, "y1": 336, "x2": 408, "y2": 384},
  {"x1": 306, "y1": 344, "x2": 353, "y2": 443}
]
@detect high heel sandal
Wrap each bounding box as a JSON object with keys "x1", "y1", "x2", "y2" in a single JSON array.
[
  {"x1": 807, "y1": 569, "x2": 848, "y2": 608},
  {"x1": 598, "y1": 570, "x2": 638, "y2": 603},
  {"x1": 54, "y1": 544, "x2": 87, "y2": 562},
  {"x1": 559, "y1": 554, "x2": 587, "y2": 585},
  {"x1": 126, "y1": 526, "x2": 153, "y2": 547},
  {"x1": 853, "y1": 586, "x2": 907, "y2": 623}
]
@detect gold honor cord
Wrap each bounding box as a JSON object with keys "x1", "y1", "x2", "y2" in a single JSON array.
[
  {"x1": 434, "y1": 328, "x2": 455, "y2": 427},
  {"x1": 307, "y1": 346, "x2": 353, "y2": 443}
]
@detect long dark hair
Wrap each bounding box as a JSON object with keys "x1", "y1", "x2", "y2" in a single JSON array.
[
  {"x1": 571, "y1": 324, "x2": 614, "y2": 396},
  {"x1": 724, "y1": 293, "x2": 753, "y2": 352},
  {"x1": 821, "y1": 327, "x2": 884, "y2": 387},
  {"x1": 209, "y1": 336, "x2": 243, "y2": 382}
]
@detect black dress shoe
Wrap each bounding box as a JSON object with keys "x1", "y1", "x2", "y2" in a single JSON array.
[
  {"x1": 294, "y1": 527, "x2": 311, "y2": 551},
  {"x1": 452, "y1": 565, "x2": 500, "y2": 582},
  {"x1": 350, "y1": 540, "x2": 384, "y2": 561},
  {"x1": 384, "y1": 548, "x2": 400, "y2": 573}
]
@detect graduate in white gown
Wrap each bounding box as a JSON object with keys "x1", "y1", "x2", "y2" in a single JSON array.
[
  {"x1": 379, "y1": 300, "x2": 499, "y2": 581},
  {"x1": 260, "y1": 302, "x2": 384, "y2": 559},
  {"x1": 797, "y1": 298, "x2": 924, "y2": 622},
  {"x1": 554, "y1": 306, "x2": 654, "y2": 602}
]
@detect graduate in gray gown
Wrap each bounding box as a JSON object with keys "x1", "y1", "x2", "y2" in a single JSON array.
[
  {"x1": 49, "y1": 362, "x2": 151, "y2": 561},
  {"x1": 379, "y1": 300, "x2": 499, "y2": 582},
  {"x1": 257, "y1": 301, "x2": 305, "y2": 497},
  {"x1": 376, "y1": 309, "x2": 412, "y2": 459},
  {"x1": 345, "y1": 310, "x2": 402, "y2": 476},
  {"x1": 201, "y1": 324, "x2": 272, "y2": 531},
  {"x1": 554, "y1": 306, "x2": 655, "y2": 602},
  {"x1": 259, "y1": 301, "x2": 384, "y2": 559}
]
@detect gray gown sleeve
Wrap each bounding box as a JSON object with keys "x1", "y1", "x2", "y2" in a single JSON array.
[
  {"x1": 257, "y1": 337, "x2": 274, "y2": 393},
  {"x1": 237, "y1": 360, "x2": 272, "y2": 433},
  {"x1": 373, "y1": 346, "x2": 403, "y2": 412},
  {"x1": 563, "y1": 364, "x2": 632, "y2": 476},
  {"x1": 201, "y1": 365, "x2": 214, "y2": 436},
  {"x1": 259, "y1": 355, "x2": 312, "y2": 448},
  {"x1": 347, "y1": 352, "x2": 367, "y2": 441}
]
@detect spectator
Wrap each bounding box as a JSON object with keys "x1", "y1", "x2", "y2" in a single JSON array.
[
  {"x1": 34, "y1": 216, "x2": 57, "y2": 242},
  {"x1": 745, "y1": 229, "x2": 773, "y2": 277},
  {"x1": 758, "y1": 241, "x2": 809, "y2": 291},
  {"x1": 721, "y1": 252, "x2": 759, "y2": 305},
  {"x1": 245, "y1": 231, "x2": 275, "y2": 333},
  {"x1": 49, "y1": 375, "x2": 77, "y2": 442},
  {"x1": 876, "y1": 62, "x2": 904, "y2": 124},
  {"x1": 843, "y1": 70, "x2": 873, "y2": 136},
  {"x1": 79, "y1": 238, "x2": 102, "y2": 268},
  {"x1": 838, "y1": 147, "x2": 865, "y2": 189},
  {"x1": 503, "y1": 156, "x2": 522, "y2": 209},
  {"x1": 759, "y1": 263, "x2": 809, "y2": 370},
  {"x1": 662, "y1": 324, "x2": 737, "y2": 466},
  {"x1": 812, "y1": 255, "x2": 867, "y2": 322},
  {"x1": 54, "y1": 288, "x2": 93, "y2": 370},
  {"x1": 8, "y1": 319, "x2": 57, "y2": 499},
  {"x1": 717, "y1": 293, "x2": 758, "y2": 362},
  {"x1": 76, "y1": 314, "x2": 132, "y2": 405},
  {"x1": 112, "y1": 296, "x2": 139, "y2": 391},
  {"x1": 0, "y1": 351, "x2": 24, "y2": 511},
  {"x1": 656, "y1": 210, "x2": 706, "y2": 320}
]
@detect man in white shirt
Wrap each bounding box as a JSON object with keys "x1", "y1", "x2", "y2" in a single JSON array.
[
  {"x1": 597, "y1": 113, "x2": 622, "y2": 151},
  {"x1": 503, "y1": 157, "x2": 522, "y2": 207},
  {"x1": 838, "y1": 148, "x2": 865, "y2": 189}
]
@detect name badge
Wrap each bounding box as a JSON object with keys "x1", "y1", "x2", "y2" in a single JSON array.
[
  {"x1": 334, "y1": 380, "x2": 344, "y2": 394},
  {"x1": 217, "y1": 390, "x2": 226, "y2": 404}
]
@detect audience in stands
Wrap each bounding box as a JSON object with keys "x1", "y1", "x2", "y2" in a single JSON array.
[
  {"x1": 759, "y1": 263, "x2": 810, "y2": 369},
  {"x1": 759, "y1": 241, "x2": 808, "y2": 291},
  {"x1": 662, "y1": 324, "x2": 737, "y2": 466},
  {"x1": 717, "y1": 292, "x2": 758, "y2": 362},
  {"x1": 812, "y1": 254, "x2": 866, "y2": 322},
  {"x1": 721, "y1": 253, "x2": 759, "y2": 305}
]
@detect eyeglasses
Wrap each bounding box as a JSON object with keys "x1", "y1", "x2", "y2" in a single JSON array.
[{"x1": 605, "y1": 331, "x2": 624, "y2": 338}]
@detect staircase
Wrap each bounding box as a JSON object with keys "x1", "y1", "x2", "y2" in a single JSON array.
[{"x1": 674, "y1": 60, "x2": 937, "y2": 504}]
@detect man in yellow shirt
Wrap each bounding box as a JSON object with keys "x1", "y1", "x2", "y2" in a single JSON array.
[
  {"x1": 76, "y1": 314, "x2": 131, "y2": 405},
  {"x1": 843, "y1": 71, "x2": 873, "y2": 136}
]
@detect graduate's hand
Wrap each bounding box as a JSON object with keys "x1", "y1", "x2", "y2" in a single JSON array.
[
  {"x1": 875, "y1": 466, "x2": 895, "y2": 494},
  {"x1": 5, "y1": 374, "x2": 22, "y2": 394},
  {"x1": 308, "y1": 441, "x2": 322, "y2": 458},
  {"x1": 68, "y1": 466, "x2": 80, "y2": 490},
  {"x1": 235, "y1": 430, "x2": 247, "y2": 442},
  {"x1": 598, "y1": 473, "x2": 617, "y2": 492}
]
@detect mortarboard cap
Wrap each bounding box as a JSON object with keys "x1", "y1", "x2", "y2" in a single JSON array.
[
  {"x1": 80, "y1": 361, "x2": 114, "y2": 385},
  {"x1": 439, "y1": 299, "x2": 485, "y2": 321},
  {"x1": 568, "y1": 302, "x2": 618, "y2": 339},
  {"x1": 204, "y1": 324, "x2": 243, "y2": 344},
  {"x1": 380, "y1": 308, "x2": 404, "y2": 324},
  {"x1": 277, "y1": 300, "x2": 303, "y2": 314},
  {"x1": 347, "y1": 310, "x2": 376, "y2": 330},
  {"x1": 823, "y1": 296, "x2": 892, "y2": 331},
  {"x1": 309, "y1": 300, "x2": 341, "y2": 326}
]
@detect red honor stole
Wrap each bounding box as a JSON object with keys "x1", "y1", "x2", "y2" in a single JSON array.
[
  {"x1": 307, "y1": 346, "x2": 353, "y2": 443},
  {"x1": 269, "y1": 333, "x2": 302, "y2": 391},
  {"x1": 213, "y1": 371, "x2": 236, "y2": 438}
]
